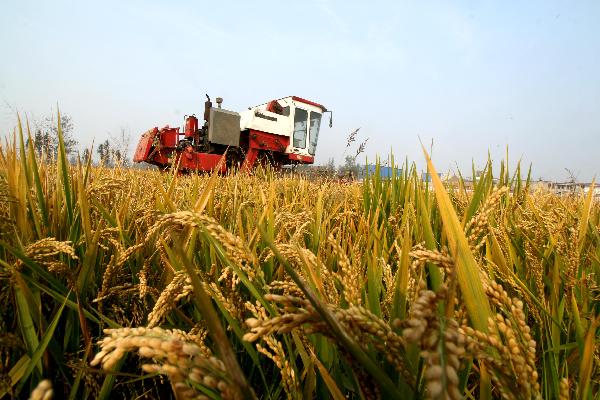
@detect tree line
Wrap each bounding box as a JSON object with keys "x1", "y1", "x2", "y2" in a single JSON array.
[{"x1": 29, "y1": 112, "x2": 131, "y2": 167}]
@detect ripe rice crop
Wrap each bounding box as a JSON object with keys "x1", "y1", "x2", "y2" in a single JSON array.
[{"x1": 0, "y1": 117, "x2": 598, "y2": 399}]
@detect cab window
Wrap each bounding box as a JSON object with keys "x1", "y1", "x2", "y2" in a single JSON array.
[
  {"x1": 293, "y1": 108, "x2": 308, "y2": 148},
  {"x1": 308, "y1": 112, "x2": 322, "y2": 155}
]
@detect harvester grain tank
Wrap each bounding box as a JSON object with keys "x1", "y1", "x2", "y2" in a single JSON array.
[{"x1": 133, "y1": 95, "x2": 332, "y2": 173}]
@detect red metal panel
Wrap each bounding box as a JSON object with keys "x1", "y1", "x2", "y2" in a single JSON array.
[
  {"x1": 133, "y1": 127, "x2": 158, "y2": 162},
  {"x1": 288, "y1": 153, "x2": 314, "y2": 164},
  {"x1": 179, "y1": 150, "x2": 226, "y2": 172},
  {"x1": 291, "y1": 96, "x2": 327, "y2": 112},
  {"x1": 160, "y1": 127, "x2": 179, "y2": 147},
  {"x1": 185, "y1": 116, "x2": 198, "y2": 138},
  {"x1": 248, "y1": 129, "x2": 290, "y2": 152},
  {"x1": 241, "y1": 148, "x2": 259, "y2": 172},
  {"x1": 151, "y1": 151, "x2": 172, "y2": 166},
  {"x1": 266, "y1": 100, "x2": 283, "y2": 114}
]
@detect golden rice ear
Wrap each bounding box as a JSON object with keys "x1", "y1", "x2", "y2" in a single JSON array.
[
  {"x1": 91, "y1": 327, "x2": 234, "y2": 399},
  {"x1": 29, "y1": 379, "x2": 53, "y2": 400}
]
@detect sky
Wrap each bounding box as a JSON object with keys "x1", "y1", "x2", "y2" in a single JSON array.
[{"x1": 1, "y1": 0, "x2": 599, "y2": 181}]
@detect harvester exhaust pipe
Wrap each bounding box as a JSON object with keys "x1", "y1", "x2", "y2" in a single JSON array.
[{"x1": 204, "y1": 94, "x2": 212, "y2": 122}]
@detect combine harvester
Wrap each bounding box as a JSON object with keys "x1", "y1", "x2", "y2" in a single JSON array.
[{"x1": 133, "y1": 95, "x2": 331, "y2": 173}]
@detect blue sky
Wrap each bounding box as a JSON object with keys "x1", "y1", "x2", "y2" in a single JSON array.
[{"x1": 1, "y1": 0, "x2": 599, "y2": 180}]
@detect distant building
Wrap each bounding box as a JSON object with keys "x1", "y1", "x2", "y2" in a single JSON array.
[
  {"x1": 530, "y1": 180, "x2": 598, "y2": 198},
  {"x1": 357, "y1": 165, "x2": 402, "y2": 180},
  {"x1": 583, "y1": 184, "x2": 600, "y2": 198},
  {"x1": 356, "y1": 168, "x2": 456, "y2": 183},
  {"x1": 553, "y1": 182, "x2": 585, "y2": 195}
]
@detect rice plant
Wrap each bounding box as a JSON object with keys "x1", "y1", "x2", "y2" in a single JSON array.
[{"x1": 0, "y1": 116, "x2": 598, "y2": 399}]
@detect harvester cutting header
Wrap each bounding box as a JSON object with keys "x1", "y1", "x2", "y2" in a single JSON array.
[{"x1": 133, "y1": 95, "x2": 332, "y2": 172}]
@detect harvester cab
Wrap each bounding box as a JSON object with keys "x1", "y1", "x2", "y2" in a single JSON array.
[
  {"x1": 240, "y1": 96, "x2": 331, "y2": 163},
  {"x1": 133, "y1": 95, "x2": 331, "y2": 173}
]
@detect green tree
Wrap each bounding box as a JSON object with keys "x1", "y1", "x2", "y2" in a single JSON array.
[
  {"x1": 340, "y1": 155, "x2": 359, "y2": 179},
  {"x1": 32, "y1": 113, "x2": 78, "y2": 158},
  {"x1": 97, "y1": 139, "x2": 111, "y2": 165}
]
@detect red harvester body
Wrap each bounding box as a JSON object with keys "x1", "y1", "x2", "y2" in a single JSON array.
[{"x1": 133, "y1": 95, "x2": 331, "y2": 173}]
